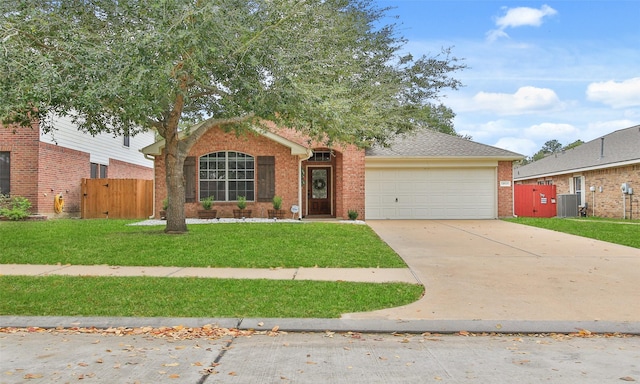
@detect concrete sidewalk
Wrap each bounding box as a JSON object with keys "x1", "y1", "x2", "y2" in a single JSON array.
[{"x1": 0, "y1": 264, "x2": 418, "y2": 283}]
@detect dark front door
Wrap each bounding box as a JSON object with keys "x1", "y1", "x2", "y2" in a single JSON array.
[{"x1": 308, "y1": 167, "x2": 331, "y2": 215}]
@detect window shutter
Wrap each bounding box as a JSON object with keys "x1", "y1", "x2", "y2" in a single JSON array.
[
  {"x1": 257, "y1": 156, "x2": 275, "y2": 202},
  {"x1": 184, "y1": 157, "x2": 196, "y2": 202}
]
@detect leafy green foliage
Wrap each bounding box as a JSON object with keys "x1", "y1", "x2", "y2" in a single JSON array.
[
  {"x1": 0, "y1": 195, "x2": 31, "y2": 220},
  {"x1": 520, "y1": 139, "x2": 585, "y2": 164},
  {"x1": 200, "y1": 195, "x2": 214, "y2": 210},
  {"x1": 236, "y1": 196, "x2": 247, "y2": 210},
  {"x1": 272, "y1": 195, "x2": 283, "y2": 210},
  {"x1": 1, "y1": 0, "x2": 466, "y2": 232},
  {"x1": 348, "y1": 209, "x2": 359, "y2": 220}
]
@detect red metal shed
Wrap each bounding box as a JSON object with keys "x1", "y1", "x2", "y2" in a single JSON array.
[{"x1": 514, "y1": 184, "x2": 557, "y2": 218}]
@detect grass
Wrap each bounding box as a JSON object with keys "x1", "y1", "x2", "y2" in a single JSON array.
[
  {"x1": 0, "y1": 276, "x2": 423, "y2": 318},
  {"x1": 503, "y1": 217, "x2": 640, "y2": 248},
  {"x1": 0, "y1": 219, "x2": 419, "y2": 318},
  {"x1": 0, "y1": 220, "x2": 406, "y2": 268}
]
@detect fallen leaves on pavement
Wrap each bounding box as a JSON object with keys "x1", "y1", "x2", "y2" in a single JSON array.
[{"x1": 0, "y1": 324, "x2": 256, "y2": 340}]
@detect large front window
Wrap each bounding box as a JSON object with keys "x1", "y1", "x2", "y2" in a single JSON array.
[{"x1": 199, "y1": 151, "x2": 255, "y2": 201}]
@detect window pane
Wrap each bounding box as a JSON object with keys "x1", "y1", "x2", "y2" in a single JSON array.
[
  {"x1": 0, "y1": 152, "x2": 10, "y2": 195},
  {"x1": 199, "y1": 151, "x2": 254, "y2": 202}
]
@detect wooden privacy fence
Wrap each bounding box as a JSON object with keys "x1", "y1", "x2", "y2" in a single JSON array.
[{"x1": 81, "y1": 178, "x2": 153, "y2": 219}]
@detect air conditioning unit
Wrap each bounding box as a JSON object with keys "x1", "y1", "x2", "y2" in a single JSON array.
[
  {"x1": 557, "y1": 194, "x2": 579, "y2": 218},
  {"x1": 621, "y1": 183, "x2": 630, "y2": 194}
]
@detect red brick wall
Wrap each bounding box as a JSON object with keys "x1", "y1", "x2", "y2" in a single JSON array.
[
  {"x1": 336, "y1": 144, "x2": 365, "y2": 219},
  {"x1": 497, "y1": 161, "x2": 515, "y2": 217},
  {"x1": 155, "y1": 127, "x2": 302, "y2": 218},
  {"x1": 108, "y1": 158, "x2": 153, "y2": 179},
  {"x1": 0, "y1": 123, "x2": 40, "y2": 212},
  {"x1": 37, "y1": 142, "x2": 89, "y2": 216},
  {"x1": 585, "y1": 164, "x2": 640, "y2": 218},
  {"x1": 267, "y1": 126, "x2": 365, "y2": 219}
]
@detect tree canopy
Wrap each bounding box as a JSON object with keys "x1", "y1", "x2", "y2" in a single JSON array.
[
  {"x1": 521, "y1": 139, "x2": 584, "y2": 165},
  {"x1": 1, "y1": 0, "x2": 466, "y2": 232}
]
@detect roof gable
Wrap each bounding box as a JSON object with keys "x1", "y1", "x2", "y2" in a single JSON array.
[
  {"x1": 365, "y1": 129, "x2": 523, "y2": 159},
  {"x1": 141, "y1": 126, "x2": 311, "y2": 157},
  {"x1": 514, "y1": 125, "x2": 640, "y2": 180}
]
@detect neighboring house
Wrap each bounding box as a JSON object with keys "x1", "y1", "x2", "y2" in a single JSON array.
[
  {"x1": 142, "y1": 126, "x2": 523, "y2": 220},
  {"x1": 514, "y1": 125, "x2": 640, "y2": 219},
  {"x1": 0, "y1": 115, "x2": 155, "y2": 217}
]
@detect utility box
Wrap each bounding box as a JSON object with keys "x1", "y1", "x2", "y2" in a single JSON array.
[{"x1": 557, "y1": 194, "x2": 579, "y2": 218}]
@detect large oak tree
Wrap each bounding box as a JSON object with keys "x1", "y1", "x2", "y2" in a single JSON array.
[{"x1": 1, "y1": 0, "x2": 465, "y2": 233}]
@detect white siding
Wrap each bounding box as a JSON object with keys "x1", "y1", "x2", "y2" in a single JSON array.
[{"x1": 40, "y1": 114, "x2": 155, "y2": 168}]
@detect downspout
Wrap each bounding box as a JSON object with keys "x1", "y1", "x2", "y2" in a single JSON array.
[
  {"x1": 144, "y1": 153, "x2": 157, "y2": 219},
  {"x1": 298, "y1": 150, "x2": 313, "y2": 219}
]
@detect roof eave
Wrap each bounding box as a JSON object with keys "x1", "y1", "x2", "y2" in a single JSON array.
[
  {"x1": 140, "y1": 127, "x2": 312, "y2": 158},
  {"x1": 514, "y1": 158, "x2": 640, "y2": 181},
  {"x1": 366, "y1": 155, "x2": 523, "y2": 161}
]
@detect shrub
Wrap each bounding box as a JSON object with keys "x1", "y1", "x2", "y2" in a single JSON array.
[
  {"x1": 201, "y1": 195, "x2": 214, "y2": 210},
  {"x1": 237, "y1": 196, "x2": 247, "y2": 210},
  {"x1": 0, "y1": 195, "x2": 32, "y2": 221},
  {"x1": 347, "y1": 209, "x2": 358, "y2": 220},
  {"x1": 272, "y1": 196, "x2": 283, "y2": 210}
]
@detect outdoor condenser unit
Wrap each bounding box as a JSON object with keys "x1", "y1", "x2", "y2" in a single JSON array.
[{"x1": 557, "y1": 194, "x2": 579, "y2": 217}]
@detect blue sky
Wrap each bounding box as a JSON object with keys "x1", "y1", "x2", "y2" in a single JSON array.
[{"x1": 376, "y1": 1, "x2": 640, "y2": 156}]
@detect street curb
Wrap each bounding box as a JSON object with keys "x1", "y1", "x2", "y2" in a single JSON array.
[{"x1": 2, "y1": 316, "x2": 638, "y2": 335}]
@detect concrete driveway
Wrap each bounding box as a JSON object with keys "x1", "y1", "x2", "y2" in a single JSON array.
[{"x1": 344, "y1": 220, "x2": 640, "y2": 322}]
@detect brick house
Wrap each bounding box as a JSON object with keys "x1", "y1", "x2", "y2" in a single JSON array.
[
  {"x1": 0, "y1": 115, "x2": 155, "y2": 217},
  {"x1": 143, "y1": 126, "x2": 522, "y2": 220},
  {"x1": 514, "y1": 125, "x2": 640, "y2": 219}
]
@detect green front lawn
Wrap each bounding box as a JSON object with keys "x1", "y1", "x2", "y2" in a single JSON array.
[
  {"x1": 0, "y1": 220, "x2": 405, "y2": 268},
  {"x1": 503, "y1": 217, "x2": 640, "y2": 248},
  {"x1": 0, "y1": 276, "x2": 423, "y2": 318},
  {"x1": 0, "y1": 219, "x2": 420, "y2": 318}
]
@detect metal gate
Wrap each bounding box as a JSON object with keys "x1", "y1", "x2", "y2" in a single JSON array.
[
  {"x1": 81, "y1": 178, "x2": 153, "y2": 219},
  {"x1": 514, "y1": 184, "x2": 557, "y2": 218}
]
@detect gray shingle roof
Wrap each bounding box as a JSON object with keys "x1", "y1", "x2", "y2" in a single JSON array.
[
  {"x1": 365, "y1": 129, "x2": 523, "y2": 159},
  {"x1": 514, "y1": 125, "x2": 640, "y2": 180}
]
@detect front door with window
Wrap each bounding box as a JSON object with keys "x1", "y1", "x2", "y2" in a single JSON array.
[{"x1": 308, "y1": 167, "x2": 331, "y2": 215}]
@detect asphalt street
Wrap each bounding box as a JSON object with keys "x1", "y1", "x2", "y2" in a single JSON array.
[{"x1": 1, "y1": 329, "x2": 638, "y2": 383}]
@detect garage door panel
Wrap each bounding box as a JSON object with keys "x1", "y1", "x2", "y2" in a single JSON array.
[{"x1": 366, "y1": 168, "x2": 496, "y2": 219}]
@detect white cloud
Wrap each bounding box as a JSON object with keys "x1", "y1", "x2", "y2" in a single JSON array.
[
  {"x1": 487, "y1": 5, "x2": 557, "y2": 42},
  {"x1": 471, "y1": 86, "x2": 562, "y2": 115},
  {"x1": 524, "y1": 123, "x2": 580, "y2": 140},
  {"x1": 586, "y1": 77, "x2": 640, "y2": 108},
  {"x1": 455, "y1": 119, "x2": 519, "y2": 141},
  {"x1": 496, "y1": 5, "x2": 557, "y2": 29},
  {"x1": 583, "y1": 119, "x2": 640, "y2": 141},
  {"x1": 493, "y1": 137, "x2": 537, "y2": 155}
]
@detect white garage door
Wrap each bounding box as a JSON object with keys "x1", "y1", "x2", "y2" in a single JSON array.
[{"x1": 365, "y1": 168, "x2": 496, "y2": 219}]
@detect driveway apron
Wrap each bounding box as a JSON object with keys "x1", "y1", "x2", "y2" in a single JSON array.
[{"x1": 343, "y1": 220, "x2": 640, "y2": 322}]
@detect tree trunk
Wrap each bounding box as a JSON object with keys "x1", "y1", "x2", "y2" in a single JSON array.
[{"x1": 164, "y1": 129, "x2": 188, "y2": 234}]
